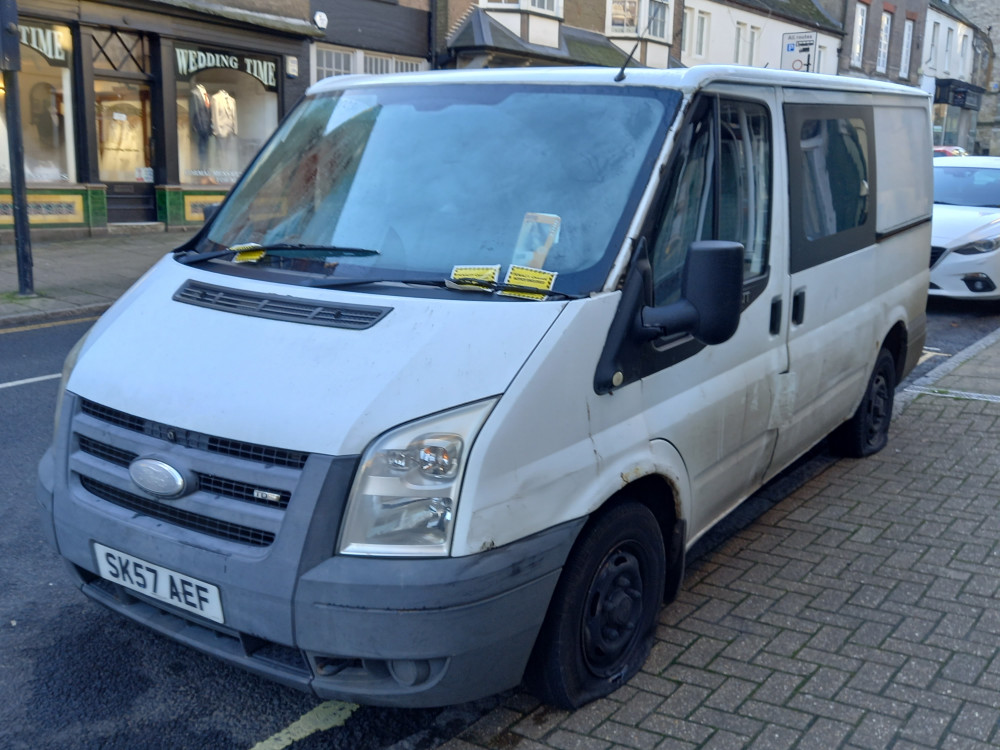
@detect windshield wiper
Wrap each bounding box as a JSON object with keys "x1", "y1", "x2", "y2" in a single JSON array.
[
  {"x1": 307, "y1": 274, "x2": 584, "y2": 300},
  {"x1": 175, "y1": 242, "x2": 380, "y2": 266}
]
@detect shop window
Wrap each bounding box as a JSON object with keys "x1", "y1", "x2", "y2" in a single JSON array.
[
  {"x1": 96, "y1": 80, "x2": 151, "y2": 183},
  {"x1": 175, "y1": 47, "x2": 280, "y2": 186},
  {"x1": 93, "y1": 29, "x2": 149, "y2": 74},
  {"x1": 0, "y1": 21, "x2": 76, "y2": 184}
]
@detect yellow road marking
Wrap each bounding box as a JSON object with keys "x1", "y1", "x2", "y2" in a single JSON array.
[
  {"x1": 250, "y1": 701, "x2": 360, "y2": 750},
  {"x1": 0, "y1": 315, "x2": 100, "y2": 335},
  {"x1": 917, "y1": 349, "x2": 948, "y2": 365}
]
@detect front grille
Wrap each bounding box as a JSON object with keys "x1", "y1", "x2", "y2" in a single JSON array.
[
  {"x1": 80, "y1": 476, "x2": 276, "y2": 547},
  {"x1": 930, "y1": 246, "x2": 947, "y2": 268},
  {"x1": 174, "y1": 279, "x2": 392, "y2": 330},
  {"x1": 78, "y1": 435, "x2": 291, "y2": 510},
  {"x1": 81, "y1": 399, "x2": 308, "y2": 469}
]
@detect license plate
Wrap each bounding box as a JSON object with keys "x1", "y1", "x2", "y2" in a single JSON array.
[{"x1": 93, "y1": 543, "x2": 224, "y2": 624}]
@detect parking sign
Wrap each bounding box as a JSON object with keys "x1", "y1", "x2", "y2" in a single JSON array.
[{"x1": 780, "y1": 32, "x2": 818, "y2": 72}]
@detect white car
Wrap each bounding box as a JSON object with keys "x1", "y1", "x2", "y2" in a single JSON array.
[{"x1": 931, "y1": 156, "x2": 1000, "y2": 300}]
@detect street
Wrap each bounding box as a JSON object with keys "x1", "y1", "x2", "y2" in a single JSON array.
[{"x1": 3, "y1": 297, "x2": 1000, "y2": 750}]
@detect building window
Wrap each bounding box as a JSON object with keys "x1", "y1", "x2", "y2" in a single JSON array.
[
  {"x1": 0, "y1": 21, "x2": 76, "y2": 184},
  {"x1": 364, "y1": 54, "x2": 393, "y2": 75},
  {"x1": 695, "y1": 12, "x2": 709, "y2": 57},
  {"x1": 610, "y1": 0, "x2": 667, "y2": 38},
  {"x1": 944, "y1": 28, "x2": 953, "y2": 73},
  {"x1": 611, "y1": 0, "x2": 638, "y2": 33},
  {"x1": 750, "y1": 26, "x2": 760, "y2": 66},
  {"x1": 817, "y1": 45, "x2": 826, "y2": 73},
  {"x1": 735, "y1": 22, "x2": 746, "y2": 64},
  {"x1": 682, "y1": 8, "x2": 694, "y2": 55},
  {"x1": 899, "y1": 19, "x2": 914, "y2": 79},
  {"x1": 851, "y1": 3, "x2": 867, "y2": 68},
  {"x1": 482, "y1": 0, "x2": 563, "y2": 14},
  {"x1": 316, "y1": 47, "x2": 353, "y2": 78},
  {"x1": 960, "y1": 33, "x2": 969, "y2": 73},
  {"x1": 314, "y1": 44, "x2": 426, "y2": 83},
  {"x1": 876, "y1": 12, "x2": 891, "y2": 73},
  {"x1": 648, "y1": 0, "x2": 668, "y2": 39}
]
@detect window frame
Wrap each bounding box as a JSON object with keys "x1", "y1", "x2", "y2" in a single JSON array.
[
  {"x1": 899, "y1": 19, "x2": 914, "y2": 79},
  {"x1": 876, "y1": 11, "x2": 891, "y2": 74},
  {"x1": 648, "y1": 94, "x2": 773, "y2": 308},
  {"x1": 784, "y1": 103, "x2": 877, "y2": 274},
  {"x1": 851, "y1": 3, "x2": 867, "y2": 68}
]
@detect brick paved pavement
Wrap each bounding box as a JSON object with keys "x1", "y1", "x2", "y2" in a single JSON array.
[{"x1": 438, "y1": 335, "x2": 1000, "y2": 750}]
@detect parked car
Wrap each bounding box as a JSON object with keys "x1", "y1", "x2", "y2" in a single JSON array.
[
  {"x1": 931, "y1": 156, "x2": 1000, "y2": 299},
  {"x1": 934, "y1": 145, "x2": 968, "y2": 157}
]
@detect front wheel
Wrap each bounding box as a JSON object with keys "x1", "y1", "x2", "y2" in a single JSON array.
[
  {"x1": 525, "y1": 502, "x2": 666, "y2": 709},
  {"x1": 831, "y1": 347, "x2": 896, "y2": 458}
]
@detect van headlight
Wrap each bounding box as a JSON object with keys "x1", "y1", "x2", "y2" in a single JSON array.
[
  {"x1": 338, "y1": 398, "x2": 497, "y2": 557},
  {"x1": 53, "y1": 327, "x2": 92, "y2": 436}
]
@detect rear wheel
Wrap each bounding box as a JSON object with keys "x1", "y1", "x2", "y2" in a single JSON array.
[
  {"x1": 831, "y1": 347, "x2": 896, "y2": 458},
  {"x1": 525, "y1": 502, "x2": 666, "y2": 709}
]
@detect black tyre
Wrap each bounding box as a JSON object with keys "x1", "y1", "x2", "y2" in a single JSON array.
[
  {"x1": 525, "y1": 502, "x2": 666, "y2": 709},
  {"x1": 831, "y1": 347, "x2": 896, "y2": 458}
]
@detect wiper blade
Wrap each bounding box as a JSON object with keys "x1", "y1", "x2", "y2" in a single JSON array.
[
  {"x1": 307, "y1": 274, "x2": 583, "y2": 300},
  {"x1": 175, "y1": 242, "x2": 380, "y2": 266},
  {"x1": 253, "y1": 243, "x2": 382, "y2": 257}
]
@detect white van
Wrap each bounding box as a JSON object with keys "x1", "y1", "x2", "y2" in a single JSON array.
[{"x1": 37, "y1": 66, "x2": 931, "y2": 709}]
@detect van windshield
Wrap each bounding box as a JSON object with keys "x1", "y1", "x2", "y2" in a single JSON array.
[{"x1": 197, "y1": 82, "x2": 678, "y2": 297}]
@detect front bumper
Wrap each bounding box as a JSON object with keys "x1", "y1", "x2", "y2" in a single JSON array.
[{"x1": 38, "y1": 408, "x2": 584, "y2": 707}]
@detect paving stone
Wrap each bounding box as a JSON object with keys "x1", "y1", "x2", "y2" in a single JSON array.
[
  {"x1": 848, "y1": 712, "x2": 903, "y2": 750},
  {"x1": 547, "y1": 730, "x2": 614, "y2": 750}
]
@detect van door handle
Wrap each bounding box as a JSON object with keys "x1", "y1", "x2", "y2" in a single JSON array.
[
  {"x1": 770, "y1": 296, "x2": 782, "y2": 335},
  {"x1": 791, "y1": 288, "x2": 806, "y2": 325}
]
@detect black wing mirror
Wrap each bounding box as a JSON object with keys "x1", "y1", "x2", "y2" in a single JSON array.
[{"x1": 637, "y1": 240, "x2": 744, "y2": 345}]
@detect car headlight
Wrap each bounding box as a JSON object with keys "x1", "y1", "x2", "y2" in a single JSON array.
[
  {"x1": 338, "y1": 398, "x2": 498, "y2": 557},
  {"x1": 954, "y1": 236, "x2": 1000, "y2": 255}
]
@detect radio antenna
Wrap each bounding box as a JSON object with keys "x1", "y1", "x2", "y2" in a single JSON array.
[{"x1": 614, "y1": 4, "x2": 665, "y2": 82}]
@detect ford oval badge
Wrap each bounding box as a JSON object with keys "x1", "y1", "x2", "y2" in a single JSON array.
[{"x1": 129, "y1": 458, "x2": 186, "y2": 498}]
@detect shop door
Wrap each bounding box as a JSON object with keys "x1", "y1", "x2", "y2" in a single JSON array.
[{"x1": 96, "y1": 80, "x2": 155, "y2": 222}]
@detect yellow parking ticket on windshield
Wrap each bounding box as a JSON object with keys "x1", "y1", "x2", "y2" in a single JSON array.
[
  {"x1": 501, "y1": 265, "x2": 558, "y2": 300},
  {"x1": 449, "y1": 264, "x2": 501, "y2": 291}
]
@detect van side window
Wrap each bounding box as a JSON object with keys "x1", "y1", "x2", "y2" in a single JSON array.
[
  {"x1": 785, "y1": 104, "x2": 876, "y2": 273},
  {"x1": 799, "y1": 118, "x2": 869, "y2": 240},
  {"x1": 650, "y1": 97, "x2": 772, "y2": 306}
]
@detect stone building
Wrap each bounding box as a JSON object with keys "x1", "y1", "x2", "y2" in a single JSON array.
[{"x1": 951, "y1": 0, "x2": 999, "y2": 153}]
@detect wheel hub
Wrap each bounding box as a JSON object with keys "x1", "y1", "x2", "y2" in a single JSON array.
[{"x1": 583, "y1": 547, "x2": 645, "y2": 676}]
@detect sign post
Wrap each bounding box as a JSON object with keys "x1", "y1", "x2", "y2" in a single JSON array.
[
  {"x1": 0, "y1": 0, "x2": 32, "y2": 297},
  {"x1": 780, "y1": 31, "x2": 818, "y2": 73}
]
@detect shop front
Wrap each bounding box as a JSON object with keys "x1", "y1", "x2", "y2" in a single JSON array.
[
  {"x1": 1, "y1": 1, "x2": 313, "y2": 238},
  {"x1": 933, "y1": 78, "x2": 985, "y2": 152}
]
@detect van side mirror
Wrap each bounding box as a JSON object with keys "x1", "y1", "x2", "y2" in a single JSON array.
[{"x1": 637, "y1": 240, "x2": 744, "y2": 345}]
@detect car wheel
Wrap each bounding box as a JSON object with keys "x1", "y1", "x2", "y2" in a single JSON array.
[
  {"x1": 831, "y1": 347, "x2": 896, "y2": 458},
  {"x1": 525, "y1": 502, "x2": 666, "y2": 709}
]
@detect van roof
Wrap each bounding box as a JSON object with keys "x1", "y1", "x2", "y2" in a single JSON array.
[{"x1": 309, "y1": 65, "x2": 931, "y2": 101}]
